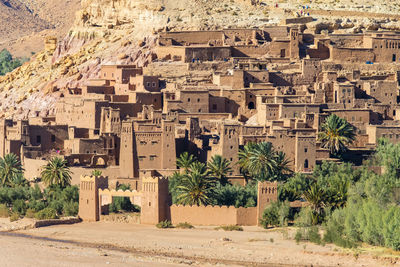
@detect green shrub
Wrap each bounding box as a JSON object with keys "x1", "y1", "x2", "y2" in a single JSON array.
[
  {"x1": 61, "y1": 186, "x2": 79, "y2": 203},
  {"x1": 0, "y1": 49, "x2": 27, "y2": 75},
  {"x1": 176, "y1": 222, "x2": 194, "y2": 229},
  {"x1": 12, "y1": 199, "x2": 27, "y2": 215},
  {"x1": 294, "y1": 226, "x2": 322, "y2": 245},
  {"x1": 63, "y1": 201, "x2": 78, "y2": 216},
  {"x1": 0, "y1": 204, "x2": 9, "y2": 217},
  {"x1": 35, "y1": 207, "x2": 58, "y2": 220},
  {"x1": 28, "y1": 200, "x2": 46, "y2": 212},
  {"x1": 295, "y1": 229, "x2": 303, "y2": 244},
  {"x1": 49, "y1": 200, "x2": 63, "y2": 215},
  {"x1": 213, "y1": 182, "x2": 257, "y2": 208},
  {"x1": 109, "y1": 196, "x2": 140, "y2": 213},
  {"x1": 295, "y1": 207, "x2": 314, "y2": 227},
  {"x1": 9, "y1": 212, "x2": 20, "y2": 222},
  {"x1": 25, "y1": 208, "x2": 35, "y2": 218},
  {"x1": 260, "y1": 201, "x2": 290, "y2": 228},
  {"x1": 215, "y1": 225, "x2": 243, "y2": 231},
  {"x1": 308, "y1": 226, "x2": 322, "y2": 245},
  {"x1": 156, "y1": 220, "x2": 174, "y2": 229}
]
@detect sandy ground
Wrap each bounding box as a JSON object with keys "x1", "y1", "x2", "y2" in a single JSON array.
[{"x1": 0, "y1": 221, "x2": 399, "y2": 267}]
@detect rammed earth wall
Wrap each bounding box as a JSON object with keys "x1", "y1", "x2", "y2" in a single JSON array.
[{"x1": 170, "y1": 205, "x2": 257, "y2": 226}]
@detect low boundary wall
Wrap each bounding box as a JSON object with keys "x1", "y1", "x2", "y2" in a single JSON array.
[{"x1": 170, "y1": 205, "x2": 257, "y2": 226}]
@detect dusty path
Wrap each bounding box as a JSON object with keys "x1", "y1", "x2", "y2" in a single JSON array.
[
  {"x1": 0, "y1": 232, "x2": 187, "y2": 267},
  {"x1": 0, "y1": 222, "x2": 396, "y2": 267}
]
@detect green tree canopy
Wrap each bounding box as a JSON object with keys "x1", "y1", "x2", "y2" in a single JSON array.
[
  {"x1": 318, "y1": 114, "x2": 355, "y2": 156},
  {"x1": 0, "y1": 154, "x2": 24, "y2": 187},
  {"x1": 41, "y1": 157, "x2": 72, "y2": 188},
  {"x1": 176, "y1": 152, "x2": 196, "y2": 172},
  {"x1": 238, "y1": 142, "x2": 291, "y2": 182},
  {"x1": 207, "y1": 155, "x2": 232, "y2": 186},
  {"x1": 176, "y1": 166, "x2": 216, "y2": 206}
]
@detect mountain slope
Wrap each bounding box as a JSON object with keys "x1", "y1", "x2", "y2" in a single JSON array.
[{"x1": 0, "y1": 0, "x2": 80, "y2": 57}]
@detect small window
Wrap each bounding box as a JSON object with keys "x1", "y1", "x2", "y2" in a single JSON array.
[
  {"x1": 188, "y1": 98, "x2": 191, "y2": 102},
  {"x1": 197, "y1": 98, "x2": 200, "y2": 102},
  {"x1": 36, "y1": 135, "x2": 41, "y2": 144},
  {"x1": 150, "y1": 155, "x2": 156, "y2": 161},
  {"x1": 152, "y1": 82, "x2": 156, "y2": 87},
  {"x1": 304, "y1": 148, "x2": 308, "y2": 153},
  {"x1": 51, "y1": 135, "x2": 56, "y2": 143},
  {"x1": 304, "y1": 159, "x2": 309, "y2": 169}
]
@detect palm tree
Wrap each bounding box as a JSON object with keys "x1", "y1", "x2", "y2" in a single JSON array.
[
  {"x1": 207, "y1": 155, "x2": 232, "y2": 185},
  {"x1": 188, "y1": 161, "x2": 209, "y2": 176},
  {"x1": 238, "y1": 142, "x2": 257, "y2": 182},
  {"x1": 0, "y1": 153, "x2": 23, "y2": 187},
  {"x1": 176, "y1": 152, "x2": 196, "y2": 172},
  {"x1": 247, "y1": 142, "x2": 278, "y2": 182},
  {"x1": 176, "y1": 168, "x2": 216, "y2": 206},
  {"x1": 303, "y1": 183, "x2": 325, "y2": 225},
  {"x1": 318, "y1": 114, "x2": 355, "y2": 156},
  {"x1": 41, "y1": 157, "x2": 72, "y2": 188},
  {"x1": 11, "y1": 173, "x2": 29, "y2": 187},
  {"x1": 273, "y1": 151, "x2": 292, "y2": 181},
  {"x1": 91, "y1": 169, "x2": 102, "y2": 176}
]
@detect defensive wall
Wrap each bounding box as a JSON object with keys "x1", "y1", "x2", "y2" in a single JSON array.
[
  {"x1": 78, "y1": 175, "x2": 280, "y2": 226},
  {"x1": 170, "y1": 205, "x2": 257, "y2": 226}
]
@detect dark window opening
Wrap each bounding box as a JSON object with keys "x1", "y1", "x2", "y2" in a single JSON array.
[
  {"x1": 51, "y1": 135, "x2": 56, "y2": 143},
  {"x1": 248, "y1": 101, "x2": 255, "y2": 109},
  {"x1": 304, "y1": 159, "x2": 309, "y2": 169},
  {"x1": 36, "y1": 135, "x2": 41, "y2": 144}
]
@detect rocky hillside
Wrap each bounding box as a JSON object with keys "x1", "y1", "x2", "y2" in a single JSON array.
[
  {"x1": 2, "y1": 0, "x2": 400, "y2": 120},
  {"x1": 0, "y1": 0, "x2": 80, "y2": 57}
]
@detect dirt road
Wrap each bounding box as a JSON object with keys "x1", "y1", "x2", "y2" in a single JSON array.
[{"x1": 0, "y1": 222, "x2": 396, "y2": 267}]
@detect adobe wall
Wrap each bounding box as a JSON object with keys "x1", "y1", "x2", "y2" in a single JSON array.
[
  {"x1": 184, "y1": 47, "x2": 232, "y2": 62},
  {"x1": 170, "y1": 205, "x2": 257, "y2": 226},
  {"x1": 23, "y1": 158, "x2": 48, "y2": 180},
  {"x1": 330, "y1": 47, "x2": 374, "y2": 63},
  {"x1": 283, "y1": 17, "x2": 313, "y2": 25},
  {"x1": 159, "y1": 31, "x2": 224, "y2": 45},
  {"x1": 155, "y1": 46, "x2": 186, "y2": 61},
  {"x1": 232, "y1": 46, "x2": 270, "y2": 58},
  {"x1": 176, "y1": 113, "x2": 231, "y2": 122}
]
